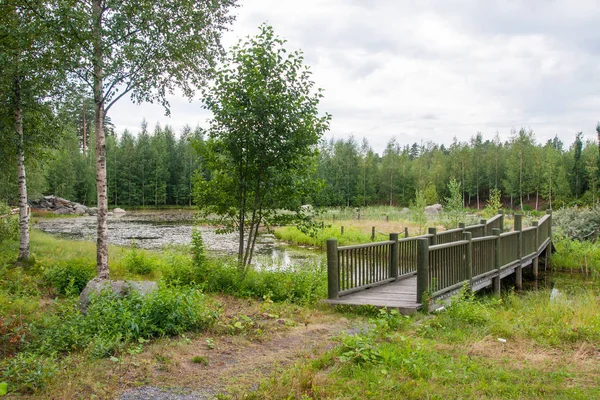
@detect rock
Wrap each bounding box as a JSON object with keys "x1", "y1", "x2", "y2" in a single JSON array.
[
  {"x1": 74, "y1": 204, "x2": 88, "y2": 215},
  {"x1": 113, "y1": 208, "x2": 126, "y2": 214},
  {"x1": 79, "y1": 278, "x2": 158, "y2": 313},
  {"x1": 54, "y1": 207, "x2": 73, "y2": 215},
  {"x1": 424, "y1": 204, "x2": 443, "y2": 215},
  {"x1": 400, "y1": 207, "x2": 410, "y2": 213},
  {"x1": 87, "y1": 207, "x2": 98, "y2": 216}
]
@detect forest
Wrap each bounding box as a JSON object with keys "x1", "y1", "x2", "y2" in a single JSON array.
[{"x1": 2, "y1": 114, "x2": 600, "y2": 211}]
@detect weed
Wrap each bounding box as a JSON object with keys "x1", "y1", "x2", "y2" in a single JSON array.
[{"x1": 191, "y1": 355, "x2": 209, "y2": 365}]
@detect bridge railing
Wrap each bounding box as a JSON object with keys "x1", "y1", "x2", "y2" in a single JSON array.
[
  {"x1": 499, "y1": 231, "x2": 519, "y2": 268},
  {"x1": 485, "y1": 212, "x2": 504, "y2": 235},
  {"x1": 472, "y1": 235, "x2": 497, "y2": 280},
  {"x1": 326, "y1": 211, "x2": 551, "y2": 302},
  {"x1": 436, "y1": 227, "x2": 465, "y2": 244},
  {"x1": 522, "y1": 226, "x2": 537, "y2": 258}
]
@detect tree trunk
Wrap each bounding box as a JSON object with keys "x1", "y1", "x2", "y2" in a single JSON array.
[
  {"x1": 93, "y1": 0, "x2": 109, "y2": 279},
  {"x1": 15, "y1": 78, "x2": 29, "y2": 261}
]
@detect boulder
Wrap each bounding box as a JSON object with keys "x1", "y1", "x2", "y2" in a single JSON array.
[
  {"x1": 113, "y1": 207, "x2": 126, "y2": 214},
  {"x1": 79, "y1": 278, "x2": 158, "y2": 313},
  {"x1": 54, "y1": 206, "x2": 73, "y2": 215},
  {"x1": 87, "y1": 207, "x2": 98, "y2": 216},
  {"x1": 74, "y1": 204, "x2": 88, "y2": 215},
  {"x1": 424, "y1": 204, "x2": 443, "y2": 215}
]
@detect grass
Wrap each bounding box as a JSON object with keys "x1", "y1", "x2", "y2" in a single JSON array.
[
  {"x1": 246, "y1": 285, "x2": 600, "y2": 399},
  {"x1": 3, "y1": 208, "x2": 600, "y2": 398}
]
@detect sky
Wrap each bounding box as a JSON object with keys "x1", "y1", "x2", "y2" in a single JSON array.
[{"x1": 110, "y1": 0, "x2": 600, "y2": 153}]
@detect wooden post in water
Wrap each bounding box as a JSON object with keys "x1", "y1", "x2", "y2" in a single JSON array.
[
  {"x1": 326, "y1": 239, "x2": 339, "y2": 299},
  {"x1": 404, "y1": 227, "x2": 409, "y2": 238},
  {"x1": 515, "y1": 214, "x2": 523, "y2": 290},
  {"x1": 371, "y1": 226, "x2": 375, "y2": 241},
  {"x1": 532, "y1": 221, "x2": 539, "y2": 278},
  {"x1": 492, "y1": 228, "x2": 501, "y2": 297},
  {"x1": 390, "y1": 233, "x2": 399, "y2": 279},
  {"x1": 428, "y1": 227, "x2": 437, "y2": 245},
  {"x1": 464, "y1": 231, "x2": 473, "y2": 290},
  {"x1": 416, "y1": 238, "x2": 430, "y2": 307}
]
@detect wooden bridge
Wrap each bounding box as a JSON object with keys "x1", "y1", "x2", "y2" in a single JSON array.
[{"x1": 324, "y1": 211, "x2": 552, "y2": 313}]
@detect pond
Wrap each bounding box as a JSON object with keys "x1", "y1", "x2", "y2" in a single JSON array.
[{"x1": 34, "y1": 211, "x2": 323, "y2": 269}]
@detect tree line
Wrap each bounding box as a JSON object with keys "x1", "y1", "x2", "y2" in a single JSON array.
[
  {"x1": 9, "y1": 121, "x2": 600, "y2": 213},
  {"x1": 315, "y1": 128, "x2": 600, "y2": 211}
]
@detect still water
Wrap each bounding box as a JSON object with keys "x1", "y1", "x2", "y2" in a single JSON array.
[{"x1": 35, "y1": 211, "x2": 322, "y2": 269}]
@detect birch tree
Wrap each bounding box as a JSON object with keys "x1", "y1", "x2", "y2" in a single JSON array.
[{"x1": 53, "y1": 0, "x2": 237, "y2": 278}]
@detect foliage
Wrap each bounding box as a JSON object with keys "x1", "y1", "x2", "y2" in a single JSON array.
[
  {"x1": 0, "y1": 201, "x2": 18, "y2": 243},
  {"x1": 410, "y1": 189, "x2": 427, "y2": 234},
  {"x1": 552, "y1": 206, "x2": 600, "y2": 240},
  {"x1": 274, "y1": 225, "x2": 389, "y2": 248},
  {"x1": 191, "y1": 228, "x2": 206, "y2": 268},
  {"x1": 124, "y1": 244, "x2": 159, "y2": 276},
  {"x1": 195, "y1": 24, "x2": 330, "y2": 269},
  {"x1": 443, "y1": 178, "x2": 465, "y2": 228},
  {"x1": 198, "y1": 259, "x2": 327, "y2": 305},
  {"x1": 44, "y1": 258, "x2": 95, "y2": 295},
  {"x1": 1, "y1": 353, "x2": 58, "y2": 394},
  {"x1": 483, "y1": 188, "x2": 502, "y2": 218}
]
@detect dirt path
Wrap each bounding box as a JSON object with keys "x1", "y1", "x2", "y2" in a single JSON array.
[{"x1": 118, "y1": 310, "x2": 357, "y2": 399}]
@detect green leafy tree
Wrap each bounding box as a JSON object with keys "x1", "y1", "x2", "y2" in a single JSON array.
[
  {"x1": 0, "y1": 1, "x2": 65, "y2": 260},
  {"x1": 53, "y1": 0, "x2": 237, "y2": 278},
  {"x1": 410, "y1": 189, "x2": 427, "y2": 234},
  {"x1": 444, "y1": 178, "x2": 464, "y2": 228},
  {"x1": 194, "y1": 25, "x2": 331, "y2": 269}
]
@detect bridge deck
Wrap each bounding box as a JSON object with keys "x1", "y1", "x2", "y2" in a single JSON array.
[{"x1": 323, "y1": 276, "x2": 420, "y2": 314}]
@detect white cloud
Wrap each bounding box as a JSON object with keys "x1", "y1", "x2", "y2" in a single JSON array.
[{"x1": 108, "y1": 0, "x2": 600, "y2": 152}]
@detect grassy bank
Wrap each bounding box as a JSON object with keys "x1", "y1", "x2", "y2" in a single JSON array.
[
  {"x1": 2, "y1": 218, "x2": 600, "y2": 398},
  {"x1": 248, "y1": 285, "x2": 600, "y2": 399}
]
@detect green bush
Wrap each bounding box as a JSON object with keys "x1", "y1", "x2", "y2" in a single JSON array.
[
  {"x1": 29, "y1": 285, "x2": 218, "y2": 358},
  {"x1": 553, "y1": 206, "x2": 600, "y2": 240},
  {"x1": 160, "y1": 251, "x2": 202, "y2": 286},
  {"x1": 1, "y1": 353, "x2": 58, "y2": 393},
  {"x1": 124, "y1": 245, "x2": 157, "y2": 275},
  {"x1": 200, "y1": 260, "x2": 327, "y2": 305},
  {"x1": 0, "y1": 202, "x2": 18, "y2": 244},
  {"x1": 44, "y1": 258, "x2": 95, "y2": 295}
]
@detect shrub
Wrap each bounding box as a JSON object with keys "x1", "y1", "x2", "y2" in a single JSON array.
[
  {"x1": 124, "y1": 245, "x2": 157, "y2": 275},
  {"x1": 29, "y1": 285, "x2": 218, "y2": 358},
  {"x1": 553, "y1": 206, "x2": 600, "y2": 240},
  {"x1": 0, "y1": 202, "x2": 18, "y2": 244},
  {"x1": 1, "y1": 353, "x2": 58, "y2": 393},
  {"x1": 44, "y1": 258, "x2": 95, "y2": 295}
]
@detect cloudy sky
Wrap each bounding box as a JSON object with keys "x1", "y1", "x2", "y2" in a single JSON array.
[{"x1": 110, "y1": 0, "x2": 600, "y2": 153}]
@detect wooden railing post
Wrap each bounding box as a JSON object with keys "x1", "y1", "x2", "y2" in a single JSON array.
[
  {"x1": 532, "y1": 221, "x2": 539, "y2": 278},
  {"x1": 516, "y1": 216, "x2": 523, "y2": 290},
  {"x1": 404, "y1": 227, "x2": 409, "y2": 238},
  {"x1": 327, "y1": 239, "x2": 339, "y2": 299},
  {"x1": 499, "y1": 210, "x2": 505, "y2": 233},
  {"x1": 514, "y1": 214, "x2": 522, "y2": 232},
  {"x1": 464, "y1": 231, "x2": 472, "y2": 290},
  {"x1": 428, "y1": 227, "x2": 437, "y2": 245},
  {"x1": 389, "y1": 233, "x2": 399, "y2": 279},
  {"x1": 458, "y1": 222, "x2": 466, "y2": 230},
  {"x1": 371, "y1": 226, "x2": 375, "y2": 241},
  {"x1": 341, "y1": 226, "x2": 344, "y2": 235},
  {"x1": 480, "y1": 219, "x2": 487, "y2": 235},
  {"x1": 416, "y1": 238, "x2": 430, "y2": 307},
  {"x1": 492, "y1": 228, "x2": 501, "y2": 297}
]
